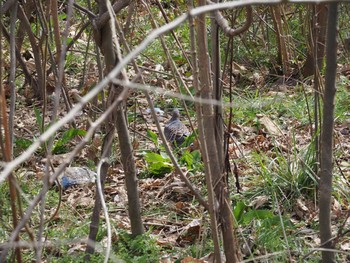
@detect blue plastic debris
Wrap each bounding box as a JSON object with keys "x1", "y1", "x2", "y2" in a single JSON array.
[{"x1": 60, "y1": 167, "x2": 96, "y2": 190}]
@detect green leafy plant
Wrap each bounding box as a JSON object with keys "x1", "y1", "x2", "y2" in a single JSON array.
[
  {"x1": 233, "y1": 201, "x2": 296, "y2": 255},
  {"x1": 144, "y1": 152, "x2": 173, "y2": 177},
  {"x1": 181, "y1": 132, "x2": 196, "y2": 147},
  {"x1": 34, "y1": 107, "x2": 46, "y2": 133},
  {"x1": 147, "y1": 129, "x2": 159, "y2": 147},
  {"x1": 256, "y1": 214, "x2": 295, "y2": 252},
  {"x1": 34, "y1": 108, "x2": 86, "y2": 154},
  {"x1": 233, "y1": 201, "x2": 273, "y2": 226},
  {"x1": 245, "y1": 138, "x2": 317, "y2": 212},
  {"x1": 52, "y1": 128, "x2": 87, "y2": 154},
  {"x1": 335, "y1": 79, "x2": 350, "y2": 122},
  {"x1": 46, "y1": 253, "x2": 107, "y2": 263},
  {"x1": 180, "y1": 150, "x2": 202, "y2": 171},
  {"x1": 115, "y1": 230, "x2": 161, "y2": 263},
  {"x1": 14, "y1": 137, "x2": 33, "y2": 156}
]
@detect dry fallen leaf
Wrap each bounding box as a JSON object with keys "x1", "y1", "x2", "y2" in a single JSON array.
[
  {"x1": 181, "y1": 256, "x2": 204, "y2": 263},
  {"x1": 249, "y1": 195, "x2": 269, "y2": 209},
  {"x1": 176, "y1": 219, "x2": 201, "y2": 246},
  {"x1": 258, "y1": 115, "x2": 284, "y2": 137}
]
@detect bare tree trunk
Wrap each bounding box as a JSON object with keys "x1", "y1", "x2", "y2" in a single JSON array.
[
  {"x1": 211, "y1": 4, "x2": 241, "y2": 263},
  {"x1": 86, "y1": 128, "x2": 115, "y2": 255},
  {"x1": 211, "y1": 4, "x2": 223, "y2": 168},
  {"x1": 15, "y1": 0, "x2": 35, "y2": 51},
  {"x1": 196, "y1": 1, "x2": 240, "y2": 262},
  {"x1": 115, "y1": 105, "x2": 144, "y2": 235},
  {"x1": 319, "y1": 3, "x2": 338, "y2": 263},
  {"x1": 17, "y1": 5, "x2": 44, "y2": 99},
  {"x1": 51, "y1": 0, "x2": 63, "y2": 65},
  {"x1": 195, "y1": 4, "x2": 221, "y2": 262},
  {"x1": 270, "y1": 5, "x2": 290, "y2": 76},
  {"x1": 86, "y1": 0, "x2": 143, "y2": 255},
  {"x1": 302, "y1": 4, "x2": 328, "y2": 78},
  {"x1": 1, "y1": 2, "x2": 22, "y2": 262},
  {"x1": 311, "y1": 4, "x2": 328, "y2": 178},
  {"x1": 299, "y1": 4, "x2": 328, "y2": 181}
]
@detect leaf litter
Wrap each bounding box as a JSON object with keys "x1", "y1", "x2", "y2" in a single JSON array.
[{"x1": 6, "y1": 62, "x2": 350, "y2": 262}]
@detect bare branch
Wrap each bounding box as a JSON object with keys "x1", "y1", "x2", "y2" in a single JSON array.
[{"x1": 0, "y1": 0, "x2": 342, "y2": 186}]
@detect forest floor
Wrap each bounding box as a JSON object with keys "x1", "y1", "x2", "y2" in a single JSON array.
[{"x1": 5, "y1": 67, "x2": 350, "y2": 262}]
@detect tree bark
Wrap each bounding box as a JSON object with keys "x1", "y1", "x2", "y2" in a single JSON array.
[
  {"x1": 196, "y1": 1, "x2": 240, "y2": 262},
  {"x1": 270, "y1": 4, "x2": 291, "y2": 76},
  {"x1": 211, "y1": 2, "x2": 224, "y2": 169},
  {"x1": 86, "y1": 0, "x2": 143, "y2": 255},
  {"x1": 319, "y1": 3, "x2": 338, "y2": 263},
  {"x1": 302, "y1": 4, "x2": 328, "y2": 78},
  {"x1": 16, "y1": 5, "x2": 44, "y2": 99}
]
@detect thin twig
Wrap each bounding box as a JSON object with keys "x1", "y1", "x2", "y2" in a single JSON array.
[
  {"x1": 96, "y1": 158, "x2": 111, "y2": 263},
  {"x1": 114, "y1": 17, "x2": 209, "y2": 210},
  {"x1": 0, "y1": 0, "x2": 335, "y2": 182},
  {"x1": 0, "y1": 90, "x2": 127, "y2": 261}
]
